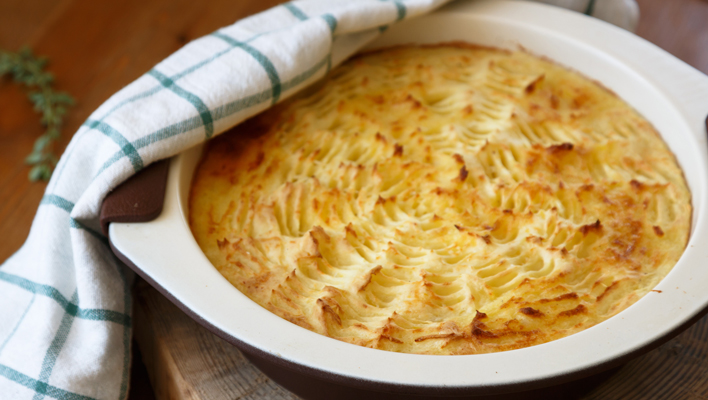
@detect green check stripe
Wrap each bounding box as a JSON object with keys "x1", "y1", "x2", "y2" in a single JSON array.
[
  {"x1": 88, "y1": 3, "x2": 340, "y2": 131},
  {"x1": 130, "y1": 116, "x2": 208, "y2": 152},
  {"x1": 83, "y1": 120, "x2": 144, "y2": 172},
  {"x1": 322, "y1": 14, "x2": 337, "y2": 34},
  {"x1": 378, "y1": 0, "x2": 406, "y2": 21},
  {"x1": 0, "y1": 364, "x2": 96, "y2": 400},
  {"x1": 0, "y1": 271, "x2": 131, "y2": 327},
  {"x1": 62, "y1": 25, "x2": 290, "y2": 186},
  {"x1": 115, "y1": 260, "x2": 132, "y2": 400},
  {"x1": 90, "y1": 8, "x2": 322, "y2": 130},
  {"x1": 283, "y1": 3, "x2": 308, "y2": 20},
  {"x1": 40, "y1": 195, "x2": 73, "y2": 213},
  {"x1": 69, "y1": 219, "x2": 108, "y2": 244},
  {"x1": 40, "y1": 195, "x2": 107, "y2": 241},
  {"x1": 325, "y1": 53, "x2": 333, "y2": 73},
  {"x1": 212, "y1": 32, "x2": 283, "y2": 105},
  {"x1": 584, "y1": 0, "x2": 597, "y2": 15},
  {"x1": 91, "y1": 86, "x2": 163, "y2": 130},
  {"x1": 75, "y1": 308, "x2": 130, "y2": 325},
  {"x1": 0, "y1": 294, "x2": 36, "y2": 356},
  {"x1": 92, "y1": 13, "x2": 342, "y2": 178},
  {"x1": 117, "y1": 314, "x2": 131, "y2": 400},
  {"x1": 47, "y1": 127, "x2": 100, "y2": 193},
  {"x1": 147, "y1": 70, "x2": 215, "y2": 139},
  {"x1": 91, "y1": 28, "x2": 283, "y2": 129},
  {"x1": 283, "y1": 52, "x2": 330, "y2": 92},
  {"x1": 33, "y1": 291, "x2": 78, "y2": 400},
  {"x1": 394, "y1": 1, "x2": 407, "y2": 21},
  {"x1": 98, "y1": 52, "x2": 331, "y2": 176},
  {"x1": 321, "y1": 13, "x2": 337, "y2": 73},
  {"x1": 95, "y1": 113, "x2": 209, "y2": 176}
]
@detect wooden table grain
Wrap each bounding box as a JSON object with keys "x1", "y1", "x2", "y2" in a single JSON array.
[{"x1": 1, "y1": 0, "x2": 707, "y2": 399}]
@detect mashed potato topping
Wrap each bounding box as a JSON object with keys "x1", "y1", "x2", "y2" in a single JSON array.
[{"x1": 189, "y1": 45, "x2": 691, "y2": 355}]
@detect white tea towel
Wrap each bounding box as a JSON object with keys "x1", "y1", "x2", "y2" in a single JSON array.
[
  {"x1": 532, "y1": 0, "x2": 639, "y2": 31},
  {"x1": 0, "y1": 1, "x2": 638, "y2": 399}
]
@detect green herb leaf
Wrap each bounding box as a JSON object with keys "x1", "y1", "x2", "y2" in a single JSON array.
[
  {"x1": 32, "y1": 134, "x2": 52, "y2": 152},
  {"x1": 1, "y1": 47, "x2": 74, "y2": 182},
  {"x1": 46, "y1": 127, "x2": 60, "y2": 139},
  {"x1": 25, "y1": 151, "x2": 45, "y2": 164},
  {"x1": 29, "y1": 164, "x2": 52, "y2": 181}
]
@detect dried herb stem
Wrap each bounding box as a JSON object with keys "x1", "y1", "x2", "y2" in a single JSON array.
[{"x1": 0, "y1": 47, "x2": 74, "y2": 181}]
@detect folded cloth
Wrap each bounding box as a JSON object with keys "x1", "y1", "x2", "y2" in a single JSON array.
[
  {"x1": 531, "y1": 0, "x2": 639, "y2": 31},
  {"x1": 0, "y1": 0, "x2": 638, "y2": 398}
]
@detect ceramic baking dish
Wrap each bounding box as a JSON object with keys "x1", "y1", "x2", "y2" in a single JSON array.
[{"x1": 105, "y1": 1, "x2": 708, "y2": 398}]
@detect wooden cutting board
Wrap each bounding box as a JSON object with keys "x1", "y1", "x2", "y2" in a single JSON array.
[
  {"x1": 133, "y1": 279, "x2": 299, "y2": 400},
  {"x1": 133, "y1": 277, "x2": 708, "y2": 400}
]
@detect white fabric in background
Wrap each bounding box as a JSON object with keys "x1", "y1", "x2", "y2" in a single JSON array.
[{"x1": 529, "y1": 0, "x2": 639, "y2": 31}]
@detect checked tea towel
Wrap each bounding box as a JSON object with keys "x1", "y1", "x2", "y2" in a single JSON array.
[{"x1": 0, "y1": 1, "x2": 638, "y2": 399}]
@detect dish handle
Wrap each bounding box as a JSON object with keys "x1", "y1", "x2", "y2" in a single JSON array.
[{"x1": 100, "y1": 159, "x2": 170, "y2": 236}]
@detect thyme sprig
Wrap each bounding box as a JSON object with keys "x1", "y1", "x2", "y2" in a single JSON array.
[{"x1": 0, "y1": 47, "x2": 74, "y2": 181}]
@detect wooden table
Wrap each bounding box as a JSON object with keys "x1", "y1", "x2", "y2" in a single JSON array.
[{"x1": 1, "y1": 0, "x2": 707, "y2": 399}]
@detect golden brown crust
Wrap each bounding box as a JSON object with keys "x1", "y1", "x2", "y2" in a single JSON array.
[{"x1": 189, "y1": 45, "x2": 691, "y2": 355}]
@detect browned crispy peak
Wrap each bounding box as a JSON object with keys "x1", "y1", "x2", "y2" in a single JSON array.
[
  {"x1": 520, "y1": 307, "x2": 544, "y2": 317},
  {"x1": 525, "y1": 74, "x2": 545, "y2": 94},
  {"x1": 597, "y1": 281, "x2": 621, "y2": 302},
  {"x1": 472, "y1": 314, "x2": 498, "y2": 339},
  {"x1": 456, "y1": 165, "x2": 469, "y2": 182},
  {"x1": 415, "y1": 332, "x2": 458, "y2": 342},
  {"x1": 546, "y1": 142, "x2": 574, "y2": 154},
  {"x1": 317, "y1": 296, "x2": 342, "y2": 326},
  {"x1": 557, "y1": 304, "x2": 587, "y2": 318},
  {"x1": 541, "y1": 293, "x2": 579, "y2": 304},
  {"x1": 381, "y1": 334, "x2": 403, "y2": 344},
  {"x1": 630, "y1": 179, "x2": 644, "y2": 191},
  {"x1": 393, "y1": 144, "x2": 404, "y2": 157},
  {"x1": 358, "y1": 265, "x2": 383, "y2": 292},
  {"x1": 248, "y1": 152, "x2": 265, "y2": 171},
  {"x1": 580, "y1": 220, "x2": 602, "y2": 235}
]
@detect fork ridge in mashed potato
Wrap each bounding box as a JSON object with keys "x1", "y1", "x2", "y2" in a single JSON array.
[{"x1": 189, "y1": 44, "x2": 691, "y2": 355}]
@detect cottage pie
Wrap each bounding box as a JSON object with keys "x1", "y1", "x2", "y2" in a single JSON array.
[{"x1": 189, "y1": 45, "x2": 691, "y2": 355}]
